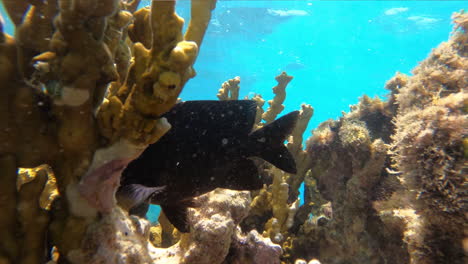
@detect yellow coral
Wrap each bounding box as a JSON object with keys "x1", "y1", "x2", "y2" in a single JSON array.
[
  {"x1": 262, "y1": 72, "x2": 293, "y2": 124},
  {"x1": 217, "y1": 76, "x2": 241, "y2": 100},
  {"x1": 0, "y1": 0, "x2": 217, "y2": 262},
  {"x1": 17, "y1": 165, "x2": 59, "y2": 210}
]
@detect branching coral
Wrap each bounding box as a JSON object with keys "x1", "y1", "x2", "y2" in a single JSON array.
[
  {"x1": 217, "y1": 76, "x2": 241, "y2": 100},
  {"x1": 263, "y1": 172, "x2": 299, "y2": 244},
  {"x1": 262, "y1": 72, "x2": 293, "y2": 124},
  {"x1": 17, "y1": 167, "x2": 51, "y2": 264},
  {"x1": 237, "y1": 73, "x2": 298, "y2": 238},
  {"x1": 0, "y1": 0, "x2": 215, "y2": 262},
  {"x1": 214, "y1": 73, "x2": 316, "y2": 258},
  {"x1": 286, "y1": 104, "x2": 314, "y2": 203},
  {"x1": 17, "y1": 165, "x2": 59, "y2": 211}
]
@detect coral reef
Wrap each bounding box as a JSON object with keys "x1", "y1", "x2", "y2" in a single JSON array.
[
  {"x1": 282, "y1": 94, "x2": 408, "y2": 264},
  {"x1": 72, "y1": 189, "x2": 283, "y2": 264},
  {"x1": 262, "y1": 72, "x2": 293, "y2": 124},
  {"x1": 152, "y1": 190, "x2": 253, "y2": 264},
  {"x1": 1, "y1": 0, "x2": 466, "y2": 263},
  {"x1": 0, "y1": 0, "x2": 215, "y2": 262},
  {"x1": 239, "y1": 72, "x2": 312, "y2": 243},
  {"x1": 279, "y1": 11, "x2": 467, "y2": 264},
  {"x1": 390, "y1": 11, "x2": 468, "y2": 264}
]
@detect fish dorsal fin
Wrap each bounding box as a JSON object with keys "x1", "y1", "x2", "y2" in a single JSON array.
[
  {"x1": 220, "y1": 159, "x2": 263, "y2": 190},
  {"x1": 248, "y1": 111, "x2": 300, "y2": 174},
  {"x1": 161, "y1": 204, "x2": 190, "y2": 233},
  {"x1": 116, "y1": 184, "x2": 166, "y2": 211}
]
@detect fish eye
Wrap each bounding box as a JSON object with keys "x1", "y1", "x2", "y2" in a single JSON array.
[{"x1": 168, "y1": 84, "x2": 177, "y2": 90}]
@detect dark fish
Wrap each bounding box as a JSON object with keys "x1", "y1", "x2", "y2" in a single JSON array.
[{"x1": 117, "y1": 100, "x2": 299, "y2": 232}]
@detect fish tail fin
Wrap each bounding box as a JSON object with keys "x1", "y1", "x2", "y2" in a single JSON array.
[
  {"x1": 248, "y1": 111, "x2": 299, "y2": 174},
  {"x1": 116, "y1": 184, "x2": 166, "y2": 211}
]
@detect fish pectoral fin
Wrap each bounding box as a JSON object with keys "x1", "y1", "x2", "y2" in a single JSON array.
[
  {"x1": 129, "y1": 203, "x2": 150, "y2": 218},
  {"x1": 248, "y1": 111, "x2": 299, "y2": 174},
  {"x1": 161, "y1": 204, "x2": 190, "y2": 233},
  {"x1": 221, "y1": 159, "x2": 263, "y2": 190},
  {"x1": 116, "y1": 184, "x2": 166, "y2": 211}
]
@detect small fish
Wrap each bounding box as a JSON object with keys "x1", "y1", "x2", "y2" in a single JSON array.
[{"x1": 117, "y1": 100, "x2": 299, "y2": 232}]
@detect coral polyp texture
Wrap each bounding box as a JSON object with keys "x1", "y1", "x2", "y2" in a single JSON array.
[
  {"x1": 0, "y1": 0, "x2": 466, "y2": 263},
  {"x1": 0, "y1": 0, "x2": 215, "y2": 263}
]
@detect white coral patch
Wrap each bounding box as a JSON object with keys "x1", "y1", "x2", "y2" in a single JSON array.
[
  {"x1": 66, "y1": 183, "x2": 98, "y2": 219},
  {"x1": 54, "y1": 86, "x2": 90, "y2": 106},
  {"x1": 286, "y1": 198, "x2": 300, "y2": 229},
  {"x1": 87, "y1": 139, "x2": 148, "y2": 173}
]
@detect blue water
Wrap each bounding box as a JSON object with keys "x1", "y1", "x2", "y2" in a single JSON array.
[
  {"x1": 2, "y1": 1, "x2": 465, "y2": 223},
  {"x1": 145, "y1": 0, "x2": 466, "y2": 223}
]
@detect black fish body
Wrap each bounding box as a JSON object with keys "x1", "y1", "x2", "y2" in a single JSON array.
[{"x1": 118, "y1": 100, "x2": 299, "y2": 232}]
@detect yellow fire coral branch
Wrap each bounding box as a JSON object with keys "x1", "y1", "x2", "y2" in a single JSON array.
[
  {"x1": 286, "y1": 104, "x2": 313, "y2": 202},
  {"x1": 263, "y1": 72, "x2": 293, "y2": 124},
  {"x1": 217, "y1": 76, "x2": 241, "y2": 100},
  {"x1": 184, "y1": 0, "x2": 217, "y2": 48},
  {"x1": 17, "y1": 167, "x2": 50, "y2": 264},
  {"x1": 98, "y1": 0, "x2": 215, "y2": 145},
  {"x1": 0, "y1": 0, "x2": 229, "y2": 262}
]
